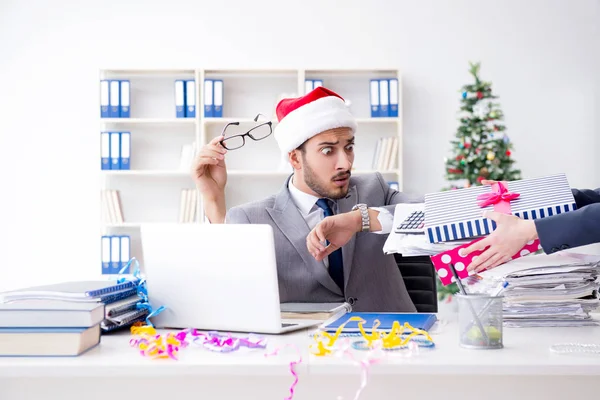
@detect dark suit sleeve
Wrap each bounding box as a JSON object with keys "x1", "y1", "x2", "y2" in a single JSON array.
[
  {"x1": 572, "y1": 188, "x2": 600, "y2": 208},
  {"x1": 535, "y1": 202, "x2": 600, "y2": 254}
]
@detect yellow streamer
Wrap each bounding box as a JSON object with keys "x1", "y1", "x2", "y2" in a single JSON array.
[{"x1": 310, "y1": 317, "x2": 433, "y2": 356}]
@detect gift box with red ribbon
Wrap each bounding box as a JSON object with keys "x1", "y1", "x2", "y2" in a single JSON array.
[{"x1": 424, "y1": 173, "x2": 576, "y2": 244}]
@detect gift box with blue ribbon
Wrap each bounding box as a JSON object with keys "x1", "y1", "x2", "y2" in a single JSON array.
[{"x1": 424, "y1": 173, "x2": 577, "y2": 244}]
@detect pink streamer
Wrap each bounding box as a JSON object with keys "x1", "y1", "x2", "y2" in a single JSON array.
[
  {"x1": 339, "y1": 340, "x2": 382, "y2": 400},
  {"x1": 264, "y1": 344, "x2": 302, "y2": 400}
]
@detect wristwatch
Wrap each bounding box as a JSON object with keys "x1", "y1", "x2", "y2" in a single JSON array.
[{"x1": 351, "y1": 203, "x2": 370, "y2": 232}]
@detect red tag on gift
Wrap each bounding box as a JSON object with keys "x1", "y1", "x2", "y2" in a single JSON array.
[{"x1": 431, "y1": 238, "x2": 542, "y2": 286}]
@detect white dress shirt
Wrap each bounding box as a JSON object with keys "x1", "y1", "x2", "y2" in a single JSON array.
[{"x1": 287, "y1": 178, "x2": 393, "y2": 268}]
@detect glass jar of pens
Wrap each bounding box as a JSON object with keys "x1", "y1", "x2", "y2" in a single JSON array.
[{"x1": 448, "y1": 263, "x2": 504, "y2": 350}]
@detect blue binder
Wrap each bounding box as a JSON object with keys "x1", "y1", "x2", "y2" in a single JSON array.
[
  {"x1": 204, "y1": 79, "x2": 213, "y2": 117},
  {"x1": 185, "y1": 80, "x2": 196, "y2": 118},
  {"x1": 120, "y1": 132, "x2": 130, "y2": 170},
  {"x1": 109, "y1": 80, "x2": 120, "y2": 118},
  {"x1": 378, "y1": 79, "x2": 389, "y2": 117},
  {"x1": 101, "y1": 132, "x2": 110, "y2": 170},
  {"x1": 100, "y1": 80, "x2": 110, "y2": 118},
  {"x1": 118, "y1": 235, "x2": 130, "y2": 274},
  {"x1": 213, "y1": 79, "x2": 223, "y2": 118},
  {"x1": 305, "y1": 79, "x2": 314, "y2": 94},
  {"x1": 110, "y1": 236, "x2": 120, "y2": 274},
  {"x1": 110, "y1": 132, "x2": 120, "y2": 170},
  {"x1": 175, "y1": 80, "x2": 185, "y2": 118},
  {"x1": 370, "y1": 79, "x2": 380, "y2": 118},
  {"x1": 389, "y1": 78, "x2": 399, "y2": 117},
  {"x1": 321, "y1": 312, "x2": 437, "y2": 333},
  {"x1": 101, "y1": 235, "x2": 111, "y2": 274},
  {"x1": 119, "y1": 80, "x2": 130, "y2": 118}
]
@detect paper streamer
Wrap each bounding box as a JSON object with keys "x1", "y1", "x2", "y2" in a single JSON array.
[
  {"x1": 129, "y1": 324, "x2": 267, "y2": 359},
  {"x1": 335, "y1": 338, "x2": 382, "y2": 400},
  {"x1": 310, "y1": 317, "x2": 434, "y2": 400},
  {"x1": 129, "y1": 324, "x2": 192, "y2": 360},
  {"x1": 311, "y1": 316, "x2": 434, "y2": 354},
  {"x1": 264, "y1": 344, "x2": 302, "y2": 400}
]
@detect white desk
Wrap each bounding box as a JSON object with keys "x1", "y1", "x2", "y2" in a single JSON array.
[{"x1": 2, "y1": 318, "x2": 600, "y2": 400}]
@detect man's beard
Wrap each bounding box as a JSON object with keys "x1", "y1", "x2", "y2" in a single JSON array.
[{"x1": 303, "y1": 161, "x2": 350, "y2": 200}]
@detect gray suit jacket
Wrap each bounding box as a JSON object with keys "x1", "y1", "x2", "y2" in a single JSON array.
[
  {"x1": 226, "y1": 172, "x2": 422, "y2": 312},
  {"x1": 536, "y1": 188, "x2": 600, "y2": 253}
]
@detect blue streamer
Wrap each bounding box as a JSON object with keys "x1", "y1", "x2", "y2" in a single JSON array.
[{"x1": 113, "y1": 257, "x2": 167, "y2": 328}]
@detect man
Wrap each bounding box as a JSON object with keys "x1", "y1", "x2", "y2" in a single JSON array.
[
  {"x1": 191, "y1": 87, "x2": 421, "y2": 312},
  {"x1": 463, "y1": 181, "x2": 600, "y2": 273}
]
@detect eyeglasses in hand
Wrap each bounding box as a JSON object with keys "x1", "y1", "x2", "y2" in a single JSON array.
[{"x1": 219, "y1": 113, "x2": 273, "y2": 150}]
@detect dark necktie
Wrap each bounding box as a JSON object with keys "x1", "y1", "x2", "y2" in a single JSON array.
[{"x1": 315, "y1": 198, "x2": 344, "y2": 292}]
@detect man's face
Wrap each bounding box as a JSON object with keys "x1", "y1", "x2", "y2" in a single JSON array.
[{"x1": 299, "y1": 127, "x2": 355, "y2": 199}]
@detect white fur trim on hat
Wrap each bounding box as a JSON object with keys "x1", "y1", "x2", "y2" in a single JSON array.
[{"x1": 274, "y1": 96, "x2": 357, "y2": 154}]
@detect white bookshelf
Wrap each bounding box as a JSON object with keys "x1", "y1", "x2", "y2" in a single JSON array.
[{"x1": 99, "y1": 68, "x2": 403, "y2": 269}]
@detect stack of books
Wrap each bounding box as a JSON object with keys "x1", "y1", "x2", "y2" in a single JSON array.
[
  {"x1": 0, "y1": 280, "x2": 147, "y2": 356},
  {"x1": 476, "y1": 253, "x2": 600, "y2": 328}
]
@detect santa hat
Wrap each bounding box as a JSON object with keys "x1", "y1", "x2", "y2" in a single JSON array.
[{"x1": 274, "y1": 87, "x2": 357, "y2": 154}]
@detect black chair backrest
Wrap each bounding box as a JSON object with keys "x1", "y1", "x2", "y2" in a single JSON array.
[{"x1": 394, "y1": 254, "x2": 438, "y2": 313}]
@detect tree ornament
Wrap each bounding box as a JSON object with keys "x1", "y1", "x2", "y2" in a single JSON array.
[
  {"x1": 480, "y1": 167, "x2": 489, "y2": 177},
  {"x1": 462, "y1": 91, "x2": 467, "y2": 99},
  {"x1": 505, "y1": 150, "x2": 511, "y2": 157},
  {"x1": 464, "y1": 142, "x2": 471, "y2": 149},
  {"x1": 487, "y1": 151, "x2": 495, "y2": 161},
  {"x1": 489, "y1": 111, "x2": 497, "y2": 118},
  {"x1": 476, "y1": 91, "x2": 483, "y2": 99},
  {"x1": 476, "y1": 176, "x2": 485, "y2": 184}
]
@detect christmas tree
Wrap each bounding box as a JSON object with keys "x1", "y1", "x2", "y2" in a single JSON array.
[{"x1": 444, "y1": 62, "x2": 521, "y2": 189}]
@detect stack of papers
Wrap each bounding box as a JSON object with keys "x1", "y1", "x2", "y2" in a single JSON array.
[
  {"x1": 475, "y1": 253, "x2": 600, "y2": 328},
  {"x1": 383, "y1": 203, "x2": 471, "y2": 256}
]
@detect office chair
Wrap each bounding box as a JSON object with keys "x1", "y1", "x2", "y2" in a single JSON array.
[{"x1": 394, "y1": 254, "x2": 438, "y2": 313}]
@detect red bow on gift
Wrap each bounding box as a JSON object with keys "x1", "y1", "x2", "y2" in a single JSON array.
[{"x1": 476, "y1": 181, "x2": 520, "y2": 209}]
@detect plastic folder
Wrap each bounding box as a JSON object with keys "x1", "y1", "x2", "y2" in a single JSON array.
[{"x1": 321, "y1": 312, "x2": 437, "y2": 333}]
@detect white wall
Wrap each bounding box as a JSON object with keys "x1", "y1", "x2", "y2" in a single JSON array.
[{"x1": 0, "y1": 0, "x2": 598, "y2": 291}]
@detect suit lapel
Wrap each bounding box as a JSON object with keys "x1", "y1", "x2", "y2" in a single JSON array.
[
  {"x1": 336, "y1": 183, "x2": 357, "y2": 289},
  {"x1": 266, "y1": 177, "x2": 344, "y2": 296}
]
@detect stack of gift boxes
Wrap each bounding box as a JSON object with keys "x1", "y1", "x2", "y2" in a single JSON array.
[{"x1": 424, "y1": 173, "x2": 598, "y2": 327}]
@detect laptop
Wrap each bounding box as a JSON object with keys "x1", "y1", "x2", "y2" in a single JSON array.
[{"x1": 140, "y1": 223, "x2": 320, "y2": 334}]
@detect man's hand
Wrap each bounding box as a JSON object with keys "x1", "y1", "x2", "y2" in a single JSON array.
[
  {"x1": 306, "y1": 211, "x2": 362, "y2": 261},
  {"x1": 463, "y1": 211, "x2": 538, "y2": 273},
  {"x1": 191, "y1": 135, "x2": 228, "y2": 199}
]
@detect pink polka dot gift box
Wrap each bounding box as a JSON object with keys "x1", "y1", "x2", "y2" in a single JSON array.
[{"x1": 430, "y1": 237, "x2": 542, "y2": 286}]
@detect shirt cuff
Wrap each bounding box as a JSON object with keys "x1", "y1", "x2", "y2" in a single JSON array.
[{"x1": 370, "y1": 207, "x2": 392, "y2": 234}]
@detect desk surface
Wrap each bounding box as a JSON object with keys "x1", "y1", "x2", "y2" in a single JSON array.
[{"x1": 3, "y1": 318, "x2": 600, "y2": 378}]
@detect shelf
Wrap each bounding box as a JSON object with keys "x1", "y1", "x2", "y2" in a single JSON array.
[
  {"x1": 227, "y1": 169, "x2": 399, "y2": 176},
  {"x1": 102, "y1": 222, "x2": 143, "y2": 228},
  {"x1": 102, "y1": 169, "x2": 399, "y2": 177},
  {"x1": 204, "y1": 117, "x2": 395, "y2": 125},
  {"x1": 102, "y1": 222, "x2": 199, "y2": 228},
  {"x1": 100, "y1": 118, "x2": 196, "y2": 125},
  {"x1": 102, "y1": 170, "x2": 191, "y2": 177},
  {"x1": 101, "y1": 69, "x2": 195, "y2": 76},
  {"x1": 204, "y1": 117, "x2": 278, "y2": 125},
  {"x1": 355, "y1": 117, "x2": 399, "y2": 123}
]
